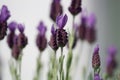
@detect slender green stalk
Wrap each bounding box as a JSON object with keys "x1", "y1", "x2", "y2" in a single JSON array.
[
  {"x1": 59, "y1": 47, "x2": 64, "y2": 80},
  {"x1": 34, "y1": 52, "x2": 42, "y2": 80}
]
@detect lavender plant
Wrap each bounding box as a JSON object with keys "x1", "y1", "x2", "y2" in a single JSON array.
[
  {"x1": 8, "y1": 23, "x2": 28, "y2": 80},
  {"x1": 34, "y1": 21, "x2": 47, "y2": 80}
]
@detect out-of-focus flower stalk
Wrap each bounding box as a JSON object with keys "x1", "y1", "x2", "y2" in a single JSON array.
[
  {"x1": 33, "y1": 52, "x2": 42, "y2": 80},
  {"x1": 65, "y1": 31, "x2": 74, "y2": 80},
  {"x1": 48, "y1": 52, "x2": 58, "y2": 80},
  {"x1": 34, "y1": 21, "x2": 47, "y2": 80}
]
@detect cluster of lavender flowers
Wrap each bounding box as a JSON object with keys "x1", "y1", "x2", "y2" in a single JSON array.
[{"x1": 0, "y1": 0, "x2": 119, "y2": 80}]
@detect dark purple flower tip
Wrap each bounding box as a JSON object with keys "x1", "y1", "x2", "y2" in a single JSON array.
[
  {"x1": 8, "y1": 21, "x2": 17, "y2": 32},
  {"x1": 18, "y1": 24, "x2": 25, "y2": 33},
  {"x1": 94, "y1": 45, "x2": 99, "y2": 54},
  {"x1": 0, "y1": 5, "x2": 10, "y2": 22},
  {"x1": 51, "y1": 24, "x2": 56, "y2": 35},
  {"x1": 108, "y1": 46, "x2": 117, "y2": 57},
  {"x1": 37, "y1": 21, "x2": 47, "y2": 36},
  {"x1": 56, "y1": 14, "x2": 68, "y2": 29},
  {"x1": 87, "y1": 13, "x2": 96, "y2": 28},
  {"x1": 94, "y1": 74, "x2": 101, "y2": 80}
]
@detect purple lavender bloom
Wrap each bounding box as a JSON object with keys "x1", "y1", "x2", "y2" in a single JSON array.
[
  {"x1": 0, "y1": 5, "x2": 10, "y2": 40},
  {"x1": 0, "y1": 5, "x2": 10, "y2": 22},
  {"x1": 78, "y1": 11, "x2": 87, "y2": 40},
  {"x1": 106, "y1": 46, "x2": 117, "y2": 76},
  {"x1": 68, "y1": 0, "x2": 82, "y2": 16},
  {"x1": 92, "y1": 45, "x2": 101, "y2": 70},
  {"x1": 36, "y1": 21, "x2": 47, "y2": 51},
  {"x1": 56, "y1": 14, "x2": 68, "y2": 47},
  {"x1": 12, "y1": 36, "x2": 20, "y2": 60},
  {"x1": 7, "y1": 21, "x2": 17, "y2": 48},
  {"x1": 49, "y1": 25, "x2": 58, "y2": 51},
  {"x1": 94, "y1": 74, "x2": 101, "y2": 80},
  {"x1": 50, "y1": 0, "x2": 63, "y2": 22},
  {"x1": 17, "y1": 24, "x2": 28, "y2": 49},
  {"x1": 86, "y1": 13, "x2": 96, "y2": 43}
]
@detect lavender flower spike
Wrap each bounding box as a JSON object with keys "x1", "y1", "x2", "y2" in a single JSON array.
[
  {"x1": 0, "y1": 5, "x2": 10, "y2": 22},
  {"x1": 92, "y1": 45, "x2": 101, "y2": 70},
  {"x1": 50, "y1": 0, "x2": 63, "y2": 21},
  {"x1": 37, "y1": 21, "x2": 47, "y2": 36},
  {"x1": 56, "y1": 14, "x2": 68, "y2": 29},
  {"x1": 36, "y1": 21, "x2": 47, "y2": 51}
]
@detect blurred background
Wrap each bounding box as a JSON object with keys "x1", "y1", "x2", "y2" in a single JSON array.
[{"x1": 0, "y1": 0, "x2": 120, "y2": 80}]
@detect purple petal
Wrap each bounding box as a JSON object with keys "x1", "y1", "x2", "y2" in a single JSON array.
[
  {"x1": 18, "y1": 24, "x2": 25, "y2": 33},
  {"x1": 108, "y1": 45, "x2": 117, "y2": 57},
  {"x1": 61, "y1": 14, "x2": 68, "y2": 28},
  {"x1": 0, "y1": 5, "x2": 10, "y2": 22},
  {"x1": 56, "y1": 14, "x2": 68, "y2": 29},
  {"x1": 51, "y1": 24, "x2": 55, "y2": 35},
  {"x1": 94, "y1": 74, "x2": 101, "y2": 80},
  {"x1": 37, "y1": 21, "x2": 47, "y2": 36},
  {"x1": 94, "y1": 45, "x2": 99, "y2": 54},
  {"x1": 87, "y1": 13, "x2": 96, "y2": 28},
  {"x1": 8, "y1": 21, "x2": 17, "y2": 32}
]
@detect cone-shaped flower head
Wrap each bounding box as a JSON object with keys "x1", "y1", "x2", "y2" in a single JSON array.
[
  {"x1": 56, "y1": 14, "x2": 68, "y2": 47},
  {"x1": 94, "y1": 74, "x2": 101, "y2": 80},
  {"x1": 92, "y1": 45, "x2": 101, "y2": 70},
  {"x1": 49, "y1": 25, "x2": 58, "y2": 51},
  {"x1": 36, "y1": 21, "x2": 47, "y2": 51},
  {"x1": 0, "y1": 5, "x2": 11, "y2": 40},
  {"x1": 50, "y1": 0, "x2": 63, "y2": 22},
  {"x1": 106, "y1": 46, "x2": 117, "y2": 76},
  {"x1": 78, "y1": 10, "x2": 87, "y2": 40},
  {"x1": 7, "y1": 21, "x2": 17, "y2": 48},
  {"x1": 12, "y1": 36, "x2": 20, "y2": 60},
  {"x1": 86, "y1": 13, "x2": 96, "y2": 43},
  {"x1": 68, "y1": 0, "x2": 82, "y2": 16},
  {"x1": 17, "y1": 24, "x2": 28, "y2": 49}
]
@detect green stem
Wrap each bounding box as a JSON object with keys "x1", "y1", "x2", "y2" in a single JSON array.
[
  {"x1": 34, "y1": 52, "x2": 42, "y2": 80},
  {"x1": 59, "y1": 47, "x2": 64, "y2": 80}
]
